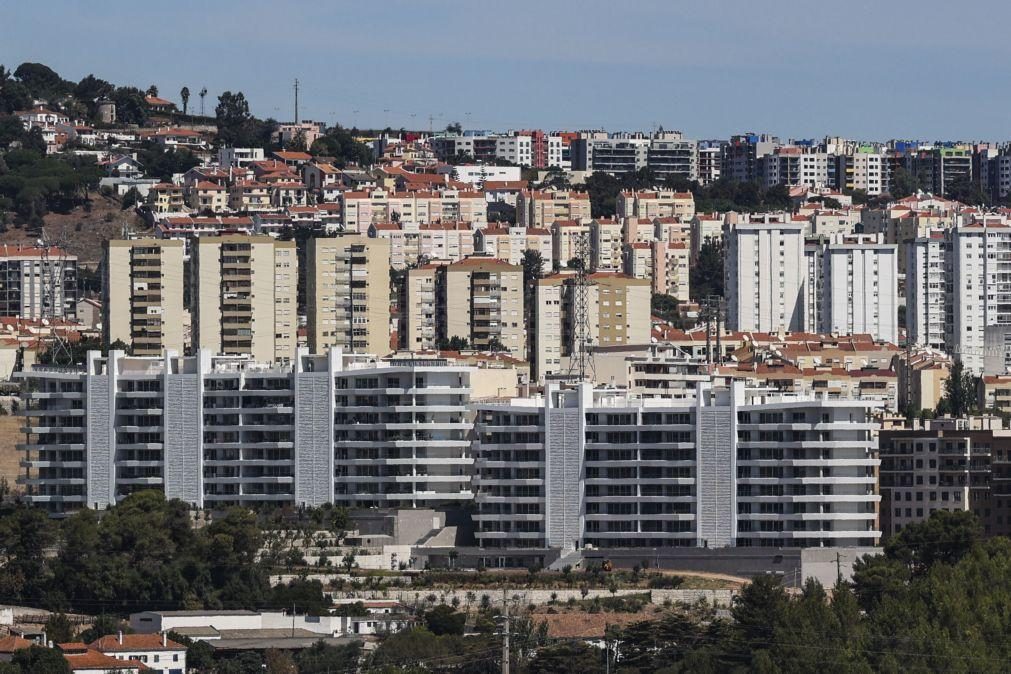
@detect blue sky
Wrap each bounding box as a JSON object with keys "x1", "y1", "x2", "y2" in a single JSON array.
[{"x1": 3, "y1": 0, "x2": 1010, "y2": 140}]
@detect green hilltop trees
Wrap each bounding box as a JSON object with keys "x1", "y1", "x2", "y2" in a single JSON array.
[{"x1": 0, "y1": 491, "x2": 344, "y2": 614}]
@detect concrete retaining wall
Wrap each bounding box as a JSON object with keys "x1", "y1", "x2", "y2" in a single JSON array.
[{"x1": 323, "y1": 588, "x2": 736, "y2": 608}]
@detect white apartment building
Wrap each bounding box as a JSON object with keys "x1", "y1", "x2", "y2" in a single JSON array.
[
  {"x1": 0, "y1": 245, "x2": 77, "y2": 321},
  {"x1": 725, "y1": 221, "x2": 807, "y2": 333},
  {"x1": 546, "y1": 136, "x2": 565, "y2": 169},
  {"x1": 906, "y1": 233, "x2": 948, "y2": 352},
  {"x1": 217, "y1": 147, "x2": 265, "y2": 167},
  {"x1": 16, "y1": 349, "x2": 489, "y2": 514},
  {"x1": 950, "y1": 222, "x2": 1011, "y2": 372},
  {"x1": 370, "y1": 222, "x2": 476, "y2": 268},
  {"x1": 431, "y1": 134, "x2": 533, "y2": 166},
  {"x1": 472, "y1": 382, "x2": 880, "y2": 556},
  {"x1": 906, "y1": 221, "x2": 1011, "y2": 372},
  {"x1": 697, "y1": 146, "x2": 722, "y2": 185},
  {"x1": 571, "y1": 133, "x2": 698, "y2": 181},
  {"x1": 807, "y1": 234, "x2": 899, "y2": 344}
]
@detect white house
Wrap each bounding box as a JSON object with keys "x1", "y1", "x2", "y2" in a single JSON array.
[
  {"x1": 59, "y1": 643, "x2": 146, "y2": 674},
  {"x1": 15, "y1": 106, "x2": 69, "y2": 129},
  {"x1": 218, "y1": 147, "x2": 265, "y2": 167},
  {"x1": 89, "y1": 633, "x2": 186, "y2": 674}
]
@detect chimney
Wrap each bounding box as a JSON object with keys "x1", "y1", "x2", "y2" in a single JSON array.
[
  {"x1": 162, "y1": 632, "x2": 167, "y2": 647},
  {"x1": 117, "y1": 630, "x2": 123, "y2": 644}
]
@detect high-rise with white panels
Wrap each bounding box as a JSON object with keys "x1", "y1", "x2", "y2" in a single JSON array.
[
  {"x1": 726, "y1": 221, "x2": 807, "y2": 333},
  {"x1": 950, "y1": 222, "x2": 1011, "y2": 372},
  {"x1": 812, "y1": 234, "x2": 898, "y2": 344},
  {"x1": 905, "y1": 221, "x2": 1011, "y2": 372},
  {"x1": 472, "y1": 382, "x2": 880, "y2": 556},
  {"x1": 17, "y1": 349, "x2": 479, "y2": 515},
  {"x1": 906, "y1": 233, "x2": 948, "y2": 352}
]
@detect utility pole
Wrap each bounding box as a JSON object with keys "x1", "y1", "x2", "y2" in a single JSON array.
[
  {"x1": 501, "y1": 587, "x2": 510, "y2": 674},
  {"x1": 293, "y1": 78, "x2": 300, "y2": 124}
]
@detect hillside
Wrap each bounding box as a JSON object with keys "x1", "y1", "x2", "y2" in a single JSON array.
[{"x1": 0, "y1": 191, "x2": 150, "y2": 265}]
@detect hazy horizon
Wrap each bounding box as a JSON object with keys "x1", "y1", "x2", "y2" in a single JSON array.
[{"x1": 4, "y1": 0, "x2": 1011, "y2": 141}]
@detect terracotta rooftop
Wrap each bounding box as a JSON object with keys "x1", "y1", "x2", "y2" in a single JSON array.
[{"x1": 90, "y1": 634, "x2": 186, "y2": 652}]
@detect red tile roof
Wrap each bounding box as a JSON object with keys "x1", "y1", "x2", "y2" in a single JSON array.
[
  {"x1": 0, "y1": 635, "x2": 33, "y2": 653},
  {"x1": 64, "y1": 648, "x2": 149, "y2": 671},
  {"x1": 484, "y1": 180, "x2": 528, "y2": 190},
  {"x1": 144, "y1": 95, "x2": 174, "y2": 107},
  {"x1": 274, "y1": 151, "x2": 313, "y2": 161},
  {"x1": 90, "y1": 634, "x2": 185, "y2": 652}
]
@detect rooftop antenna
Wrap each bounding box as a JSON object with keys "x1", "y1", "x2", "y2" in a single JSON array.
[
  {"x1": 566, "y1": 231, "x2": 594, "y2": 382},
  {"x1": 293, "y1": 78, "x2": 300, "y2": 124},
  {"x1": 39, "y1": 229, "x2": 73, "y2": 366}
]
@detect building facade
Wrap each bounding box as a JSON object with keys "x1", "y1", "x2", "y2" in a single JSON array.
[
  {"x1": 17, "y1": 350, "x2": 483, "y2": 514},
  {"x1": 473, "y1": 382, "x2": 880, "y2": 556},
  {"x1": 0, "y1": 246, "x2": 77, "y2": 321},
  {"x1": 307, "y1": 235, "x2": 391, "y2": 357},
  {"x1": 725, "y1": 221, "x2": 806, "y2": 333},
  {"x1": 193, "y1": 235, "x2": 297, "y2": 363},
  {"x1": 103, "y1": 239, "x2": 185, "y2": 357}
]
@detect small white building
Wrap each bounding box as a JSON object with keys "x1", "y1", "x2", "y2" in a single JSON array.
[
  {"x1": 436, "y1": 164, "x2": 522, "y2": 186},
  {"x1": 89, "y1": 633, "x2": 186, "y2": 674},
  {"x1": 129, "y1": 608, "x2": 410, "y2": 640},
  {"x1": 130, "y1": 610, "x2": 261, "y2": 634},
  {"x1": 218, "y1": 147, "x2": 265, "y2": 167}
]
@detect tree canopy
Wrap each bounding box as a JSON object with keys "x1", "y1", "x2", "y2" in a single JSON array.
[
  {"x1": 309, "y1": 125, "x2": 373, "y2": 168},
  {"x1": 215, "y1": 91, "x2": 274, "y2": 149},
  {"x1": 593, "y1": 511, "x2": 1011, "y2": 673},
  {"x1": 0, "y1": 491, "x2": 329, "y2": 614},
  {"x1": 690, "y1": 237, "x2": 724, "y2": 301}
]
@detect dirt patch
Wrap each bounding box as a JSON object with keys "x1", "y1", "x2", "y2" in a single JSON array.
[
  {"x1": 1, "y1": 191, "x2": 151, "y2": 265},
  {"x1": 0, "y1": 415, "x2": 23, "y2": 490}
]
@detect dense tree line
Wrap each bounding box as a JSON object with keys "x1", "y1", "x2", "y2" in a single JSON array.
[
  {"x1": 576, "y1": 169, "x2": 795, "y2": 219},
  {"x1": 0, "y1": 148, "x2": 102, "y2": 229},
  {"x1": 518, "y1": 511, "x2": 1007, "y2": 673},
  {"x1": 0, "y1": 491, "x2": 345, "y2": 614},
  {"x1": 309, "y1": 124, "x2": 375, "y2": 168}
]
